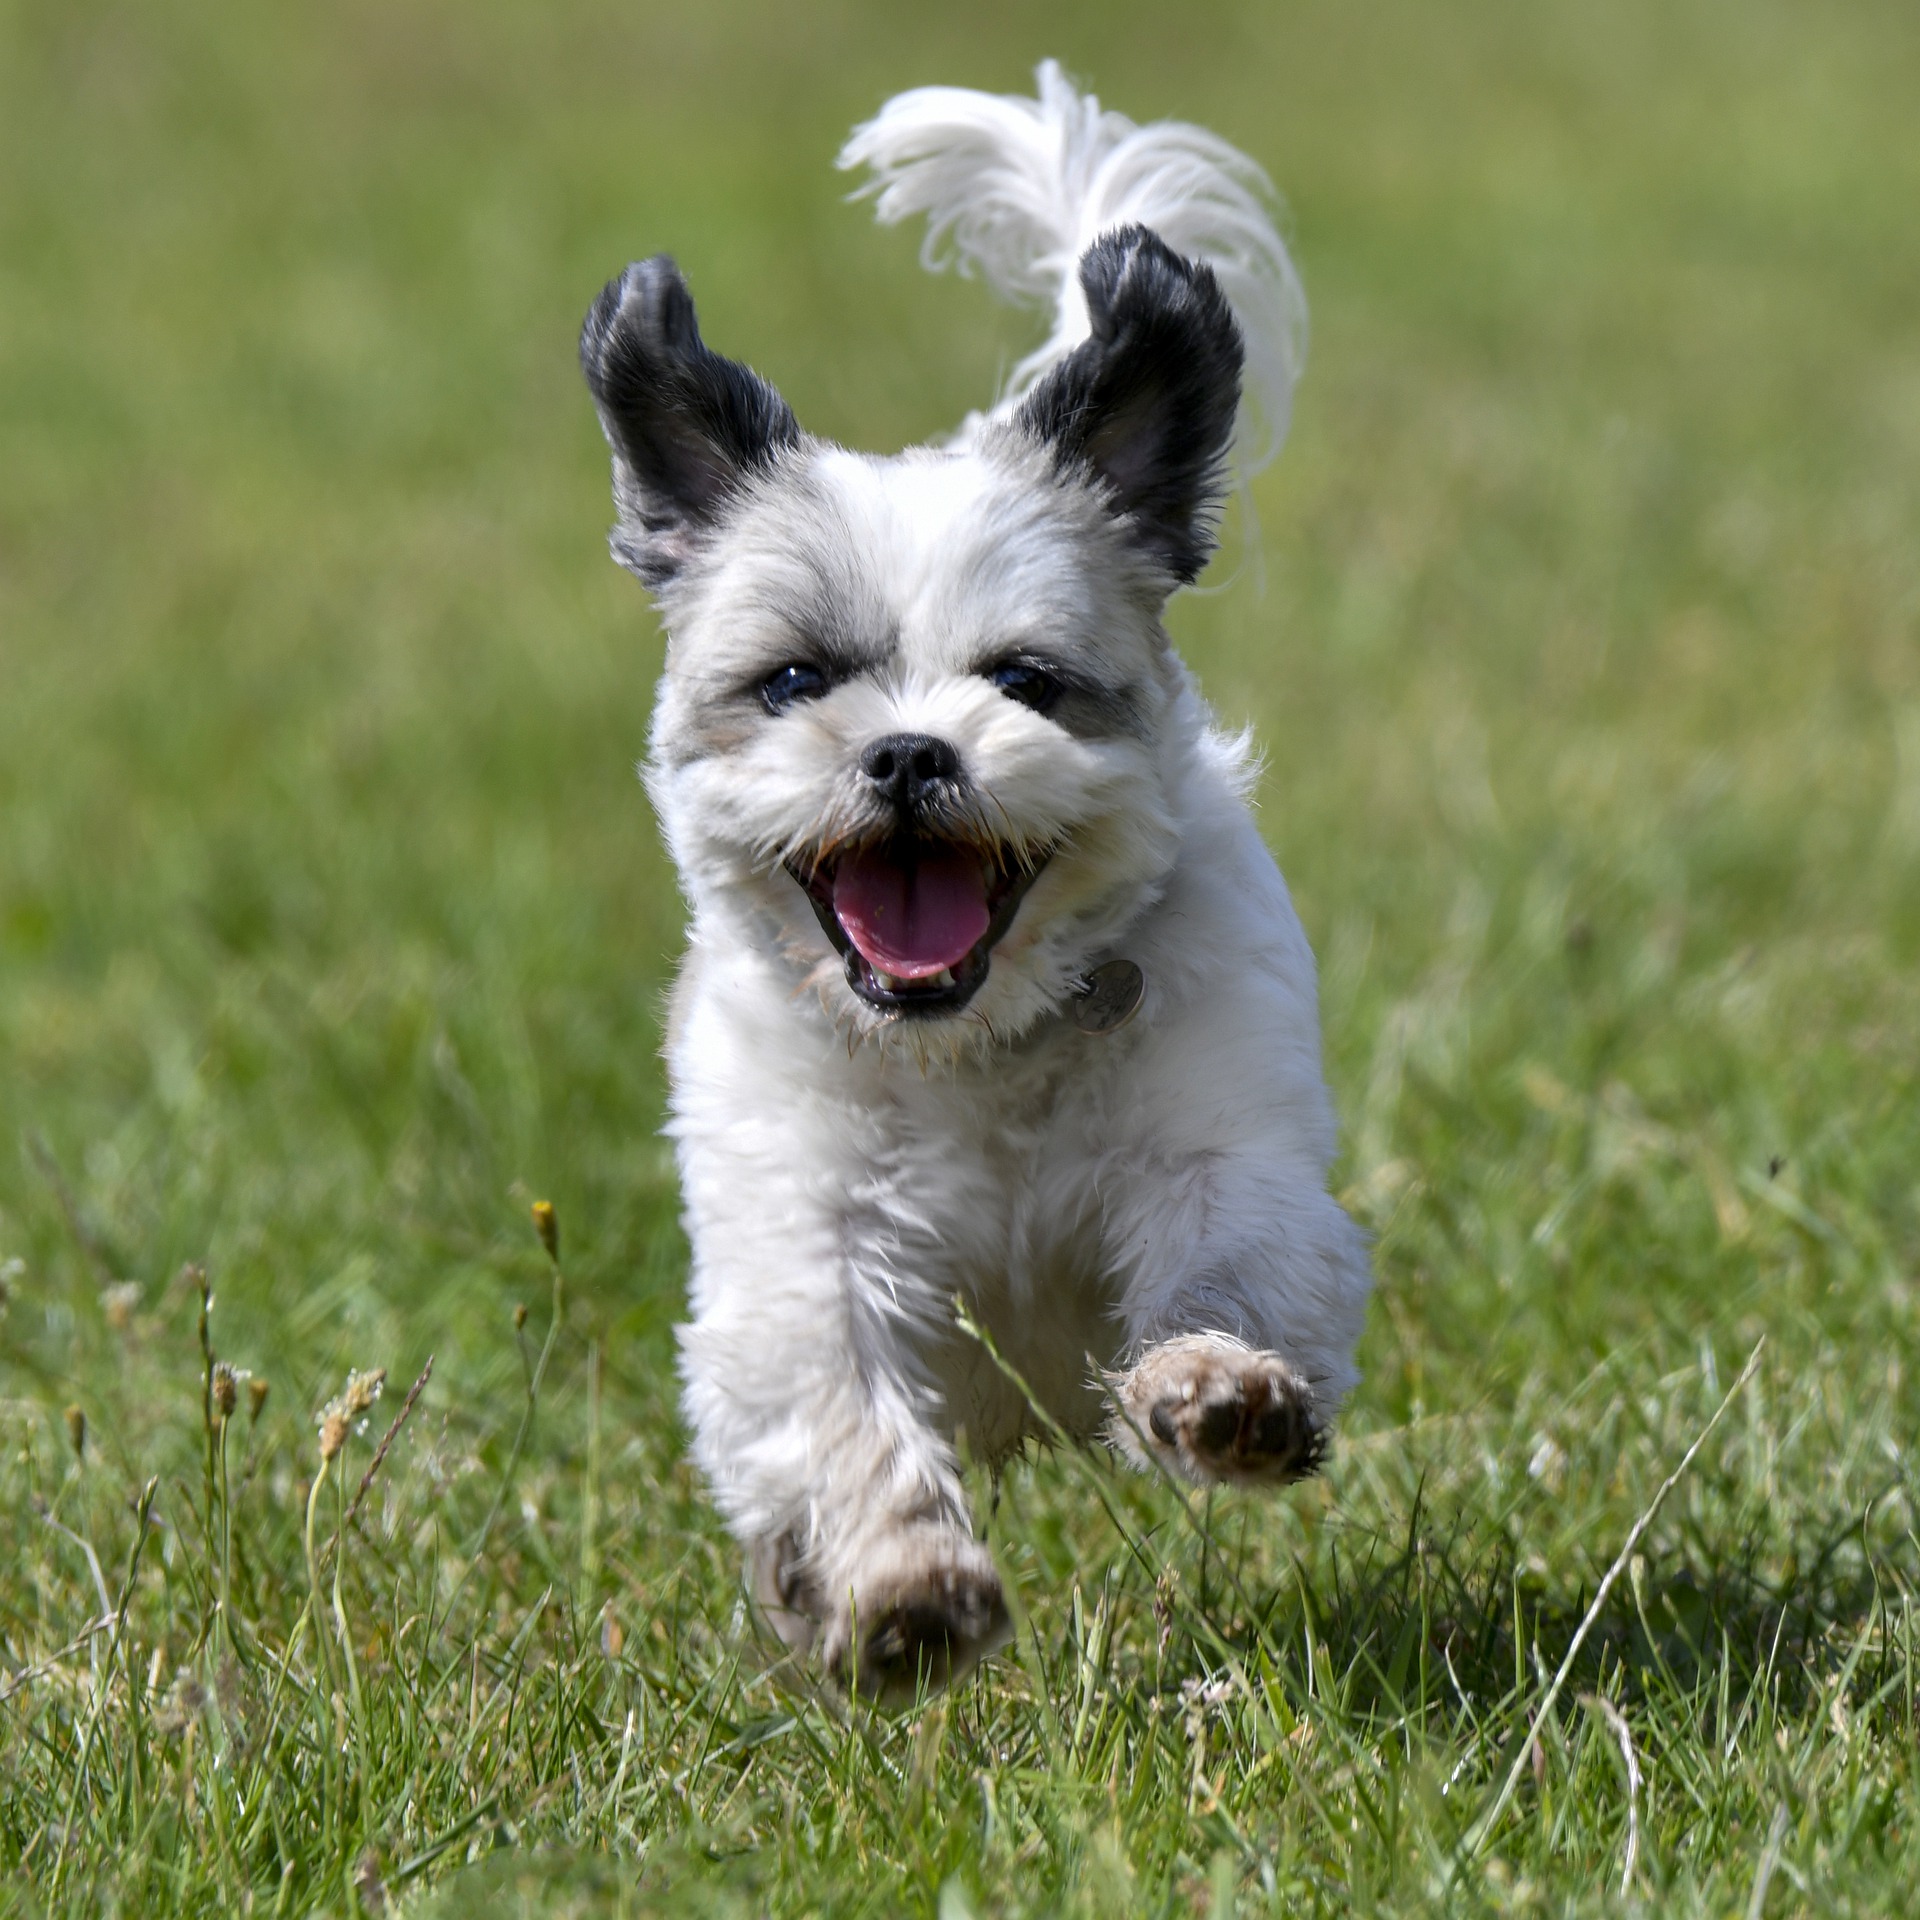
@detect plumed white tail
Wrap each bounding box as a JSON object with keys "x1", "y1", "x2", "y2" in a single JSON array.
[{"x1": 838, "y1": 60, "x2": 1307, "y2": 473}]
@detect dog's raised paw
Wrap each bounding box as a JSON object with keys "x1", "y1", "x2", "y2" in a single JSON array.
[
  {"x1": 822, "y1": 1533, "x2": 1010, "y2": 1705},
  {"x1": 1114, "y1": 1334, "x2": 1325, "y2": 1486}
]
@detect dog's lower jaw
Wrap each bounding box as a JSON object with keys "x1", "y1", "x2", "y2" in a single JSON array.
[{"x1": 787, "y1": 844, "x2": 1053, "y2": 1021}]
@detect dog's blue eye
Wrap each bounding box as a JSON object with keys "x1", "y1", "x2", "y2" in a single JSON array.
[
  {"x1": 989, "y1": 661, "x2": 1059, "y2": 711},
  {"x1": 762, "y1": 663, "x2": 829, "y2": 713}
]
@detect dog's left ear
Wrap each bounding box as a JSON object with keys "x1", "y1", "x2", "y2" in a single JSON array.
[
  {"x1": 1016, "y1": 226, "x2": 1243, "y2": 588},
  {"x1": 580, "y1": 257, "x2": 801, "y2": 587}
]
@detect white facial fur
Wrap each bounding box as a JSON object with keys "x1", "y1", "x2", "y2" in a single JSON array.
[{"x1": 645, "y1": 433, "x2": 1189, "y2": 1059}]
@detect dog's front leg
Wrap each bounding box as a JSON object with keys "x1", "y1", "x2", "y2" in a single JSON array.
[
  {"x1": 1103, "y1": 1150, "x2": 1370, "y2": 1489},
  {"x1": 675, "y1": 1190, "x2": 1008, "y2": 1700}
]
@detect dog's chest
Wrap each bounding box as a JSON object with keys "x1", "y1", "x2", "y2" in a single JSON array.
[{"x1": 860, "y1": 1047, "x2": 1125, "y2": 1455}]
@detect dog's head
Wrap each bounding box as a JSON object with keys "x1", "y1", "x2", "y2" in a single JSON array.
[{"x1": 581, "y1": 227, "x2": 1243, "y2": 1056}]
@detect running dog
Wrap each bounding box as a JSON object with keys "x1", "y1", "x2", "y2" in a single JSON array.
[{"x1": 579, "y1": 63, "x2": 1370, "y2": 1699}]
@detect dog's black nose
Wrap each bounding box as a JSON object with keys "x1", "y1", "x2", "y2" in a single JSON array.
[{"x1": 860, "y1": 733, "x2": 960, "y2": 814}]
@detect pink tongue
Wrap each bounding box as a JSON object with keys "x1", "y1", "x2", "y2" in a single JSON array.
[{"x1": 832, "y1": 845, "x2": 991, "y2": 979}]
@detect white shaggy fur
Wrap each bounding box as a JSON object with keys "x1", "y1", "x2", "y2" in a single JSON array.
[
  {"x1": 838, "y1": 58, "x2": 1308, "y2": 468},
  {"x1": 583, "y1": 64, "x2": 1370, "y2": 1699}
]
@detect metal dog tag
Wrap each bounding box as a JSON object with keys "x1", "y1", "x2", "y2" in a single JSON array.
[{"x1": 1071, "y1": 958, "x2": 1144, "y2": 1036}]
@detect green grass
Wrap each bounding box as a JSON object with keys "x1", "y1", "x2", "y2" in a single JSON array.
[{"x1": 4, "y1": 0, "x2": 1919, "y2": 1911}]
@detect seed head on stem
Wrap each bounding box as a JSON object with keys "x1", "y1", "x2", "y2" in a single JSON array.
[
  {"x1": 343, "y1": 1369, "x2": 385, "y2": 1418},
  {"x1": 315, "y1": 1368, "x2": 386, "y2": 1462}
]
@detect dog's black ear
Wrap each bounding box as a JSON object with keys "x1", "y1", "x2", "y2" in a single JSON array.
[
  {"x1": 580, "y1": 257, "x2": 801, "y2": 587},
  {"x1": 1015, "y1": 227, "x2": 1243, "y2": 587}
]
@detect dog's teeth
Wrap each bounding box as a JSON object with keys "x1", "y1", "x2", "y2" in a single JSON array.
[
  {"x1": 875, "y1": 969, "x2": 906, "y2": 992},
  {"x1": 929, "y1": 967, "x2": 955, "y2": 989}
]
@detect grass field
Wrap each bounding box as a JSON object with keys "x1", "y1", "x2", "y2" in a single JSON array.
[{"x1": 4, "y1": 0, "x2": 1920, "y2": 1911}]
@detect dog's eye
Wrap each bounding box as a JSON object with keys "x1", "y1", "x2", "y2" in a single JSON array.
[
  {"x1": 988, "y1": 661, "x2": 1059, "y2": 712},
  {"x1": 762, "y1": 663, "x2": 830, "y2": 713}
]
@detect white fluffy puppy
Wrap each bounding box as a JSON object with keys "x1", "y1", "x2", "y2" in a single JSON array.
[{"x1": 580, "y1": 64, "x2": 1370, "y2": 1699}]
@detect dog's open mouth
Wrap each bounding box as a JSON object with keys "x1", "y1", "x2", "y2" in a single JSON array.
[{"x1": 789, "y1": 840, "x2": 1048, "y2": 1015}]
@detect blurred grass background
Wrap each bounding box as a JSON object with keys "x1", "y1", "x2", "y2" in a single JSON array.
[{"x1": 3, "y1": 0, "x2": 1919, "y2": 1912}]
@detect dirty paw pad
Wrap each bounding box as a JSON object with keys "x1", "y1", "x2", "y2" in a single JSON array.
[{"x1": 1116, "y1": 1335, "x2": 1324, "y2": 1486}]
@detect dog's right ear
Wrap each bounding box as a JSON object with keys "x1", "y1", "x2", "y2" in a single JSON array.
[{"x1": 580, "y1": 257, "x2": 801, "y2": 587}]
